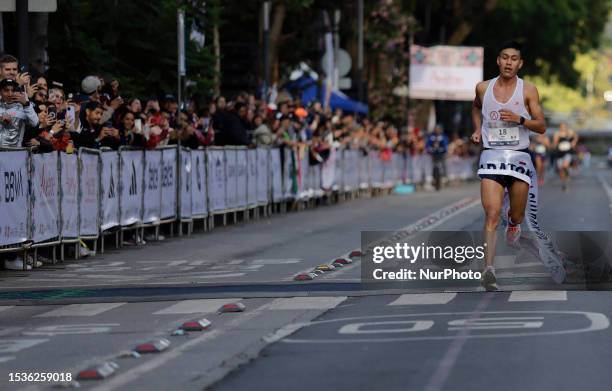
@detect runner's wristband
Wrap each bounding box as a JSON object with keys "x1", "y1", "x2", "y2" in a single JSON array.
[{"x1": 519, "y1": 116, "x2": 525, "y2": 125}]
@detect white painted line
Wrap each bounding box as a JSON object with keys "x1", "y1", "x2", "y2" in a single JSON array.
[
  {"x1": 263, "y1": 296, "x2": 347, "y2": 310},
  {"x1": 0, "y1": 356, "x2": 15, "y2": 363},
  {"x1": 508, "y1": 291, "x2": 567, "y2": 302},
  {"x1": 192, "y1": 273, "x2": 246, "y2": 279},
  {"x1": 0, "y1": 306, "x2": 14, "y2": 313},
  {"x1": 153, "y1": 299, "x2": 242, "y2": 315},
  {"x1": 317, "y1": 196, "x2": 481, "y2": 281},
  {"x1": 398, "y1": 196, "x2": 481, "y2": 232},
  {"x1": 0, "y1": 338, "x2": 48, "y2": 353},
  {"x1": 389, "y1": 293, "x2": 457, "y2": 306},
  {"x1": 597, "y1": 174, "x2": 612, "y2": 216},
  {"x1": 282, "y1": 310, "x2": 609, "y2": 343},
  {"x1": 89, "y1": 306, "x2": 268, "y2": 391},
  {"x1": 35, "y1": 303, "x2": 126, "y2": 317},
  {"x1": 253, "y1": 259, "x2": 303, "y2": 265}
]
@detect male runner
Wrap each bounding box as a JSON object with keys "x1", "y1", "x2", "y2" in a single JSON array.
[{"x1": 471, "y1": 41, "x2": 547, "y2": 291}]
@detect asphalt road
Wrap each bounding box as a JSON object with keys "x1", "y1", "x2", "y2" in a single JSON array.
[{"x1": 1, "y1": 161, "x2": 611, "y2": 391}]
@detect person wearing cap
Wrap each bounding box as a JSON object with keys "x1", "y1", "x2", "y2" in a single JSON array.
[
  {"x1": 0, "y1": 78, "x2": 39, "y2": 147},
  {"x1": 80, "y1": 75, "x2": 123, "y2": 125}
]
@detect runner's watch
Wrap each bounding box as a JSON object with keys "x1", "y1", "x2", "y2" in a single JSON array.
[{"x1": 519, "y1": 116, "x2": 525, "y2": 125}]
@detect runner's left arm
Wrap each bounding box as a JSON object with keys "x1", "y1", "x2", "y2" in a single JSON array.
[
  {"x1": 499, "y1": 83, "x2": 546, "y2": 134},
  {"x1": 523, "y1": 84, "x2": 546, "y2": 134}
]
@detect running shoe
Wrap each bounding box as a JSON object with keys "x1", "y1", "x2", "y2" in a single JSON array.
[{"x1": 481, "y1": 267, "x2": 498, "y2": 291}]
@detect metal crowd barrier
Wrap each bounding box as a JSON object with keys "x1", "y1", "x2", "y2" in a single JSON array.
[{"x1": 0, "y1": 145, "x2": 476, "y2": 269}]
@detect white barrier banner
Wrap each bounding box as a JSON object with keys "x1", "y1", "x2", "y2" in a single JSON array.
[
  {"x1": 344, "y1": 149, "x2": 359, "y2": 191},
  {"x1": 120, "y1": 150, "x2": 144, "y2": 226},
  {"x1": 247, "y1": 149, "x2": 257, "y2": 207},
  {"x1": 313, "y1": 161, "x2": 322, "y2": 196},
  {"x1": 207, "y1": 149, "x2": 226, "y2": 213},
  {"x1": 359, "y1": 150, "x2": 369, "y2": 189},
  {"x1": 283, "y1": 148, "x2": 295, "y2": 199},
  {"x1": 370, "y1": 151, "x2": 384, "y2": 187},
  {"x1": 225, "y1": 149, "x2": 238, "y2": 210},
  {"x1": 321, "y1": 147, "x2": 336, "y2": 190},
  {"x1": 395, "y1": 153, "x2": 406, "y2": 184},
  {"x1": 143, "y1": 149, "x2": 162, "y2": 224},
  {"x1": 299, "y1": 151, "x2": 310, "y2": 199},
  {"x1": 271, "y1": 148, "x2": 283, "y2": 202},
  {"x1": 60, "y1": 153, "x2": 79, "y2": 238},
  {"x1": 32, "y1": 152, "x2": 60, "y2": 243},
  {"x1": 256, "y1": 148, "x2": 268, "y2": 205},
  {"x1": 236, "y1": 149, "x2": 247, "y2": 208},
  {"x1": 179, "y1": 148, "x2": 192, "y2": 219},
  {"x1": 79, "y1": 151, "x2": 99, "y2": 236},
  {"x1": 0, "y1": 150, "x2": 29, "y2": 246},
  {"x1": 191, "y1": 149, "x2": 207, "y2": 217},
  {"x1": 161, "y1": 147, "x2": 177, "y2": 219},
  {"x1": 101, "y1": 151, "x2": 120, "y2": 231}
]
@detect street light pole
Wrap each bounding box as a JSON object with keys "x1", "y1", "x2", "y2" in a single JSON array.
[
  {"x1": 177, "y1": 7, "x2": 186, "y2": 109},
  {"x1": 333, "y1": 9, "x2": 340, "y2": 91},
  {"x1": 357, "y1": 0, "x2": 364, "y2": 103},
  {"x1": 263, "y1": 1, "x2": 270, "y2": 103},
  {"x1": 17, "y1": 0, "x2": 28, "y2": 71}
]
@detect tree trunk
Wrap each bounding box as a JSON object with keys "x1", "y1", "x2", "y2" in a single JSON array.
[
  {"x1": 447, "y1": 0, "x2": 499, "y2": 45},
  {"x1": 213, "y1": 20, "x2": 221, "y2": 96},
  {"x1": 268, "y1": 2, "x2": 286, "y2": 85},
  {"x1": 29, "y1": 12, "x2": 48, "y2": 74}
]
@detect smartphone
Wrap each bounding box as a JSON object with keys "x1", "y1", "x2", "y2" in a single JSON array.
[
  {"x1": 66, "y1": 106, "x2": 75, "y2": 126},
  {"x1": 134, "y1": 118, "x2": 143, "y2": 134},
  {"x1": 47, "y1": 105, "x2": 57, "y2": 122}
]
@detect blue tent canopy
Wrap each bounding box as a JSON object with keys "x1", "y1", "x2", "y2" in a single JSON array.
[{"x1": 286, "y1": 76, "x2": 369, "y2": 115}]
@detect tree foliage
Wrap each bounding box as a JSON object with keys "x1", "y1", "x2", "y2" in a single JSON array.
[{"x1": 44, "y1": 0, "x2": 215, "y2": 99}]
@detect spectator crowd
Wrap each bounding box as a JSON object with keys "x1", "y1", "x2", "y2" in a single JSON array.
[{"x1": 0, "y1": 53, "x2": 477, "y2": 185}]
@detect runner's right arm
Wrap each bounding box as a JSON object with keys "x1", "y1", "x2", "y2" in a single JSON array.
[{"x1": 470, "y1": 82, "x2": 485, "y2": 144}]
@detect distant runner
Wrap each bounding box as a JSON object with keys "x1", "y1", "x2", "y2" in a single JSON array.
[
  {"x1": 552, "y1": 122, "x2": 578, "y2": 192},
  {"x1": 471, "y1": 40, "x2": 564, "y2": 291},
  {"x1": 531, "y1": 132, "x2": 550, "y2": 186}
]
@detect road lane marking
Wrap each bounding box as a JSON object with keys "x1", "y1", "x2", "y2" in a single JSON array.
[
  {"x1": 89, "y1": 305, "x2": 270, "y2": 391},
  {"x1": 0, "y1": 339, "x2": 48, "y2": 354},
  {"x1": 282, "y1": 310, "x2": 608, "y2": 343},
  {"x1": 262, "y1": 296, "x2": 347, "y2": 310},
  {"x1": 314, "y1": 196, "x2": 481, "y2": 281},
  {"x1": 0, "y1": 356, "x2": 15, "y2": 363},
  {"x1": 153, "y1": 299, "x2": 243, "y2": 315},
  {"x1": 597, "y1": 174, "x2": 612, "y2": 215},
  {"x1": 508, "y1": 291, "x2": 567, "y2": 302},
  {"x1": 24, "y1": 324, "x2": 120, "y2": 336},
  {"x1": 35, "y1": 303, "x2": 126, "y2": 317},
  {"x1": 389, "y1": 293, "x2": 457, "y2": 306}
]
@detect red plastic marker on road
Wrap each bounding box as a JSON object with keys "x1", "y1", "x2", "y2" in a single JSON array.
[
  {"x1": 135, "y1": 338, "x2": 171, "y2": 354},
  {"x1": 334, "y1": 257, "x2": 353, "y2": 265},
  {"x1": 77, "y1": 361, "x2": 119, "y2": 380},
  {"x1": 294, "y1": 273, "x2": 316, "y2": 281},
  {"x1": 181, "y1": 318, "x2": 212, "y2": 331},
  {"x1": 218, "y1": 302, "x2": 246, "y2": 313}
]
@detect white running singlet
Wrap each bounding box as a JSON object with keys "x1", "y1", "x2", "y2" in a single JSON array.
[{"x1": 481, "y1": 76, "x2": 531, "y2": 150}]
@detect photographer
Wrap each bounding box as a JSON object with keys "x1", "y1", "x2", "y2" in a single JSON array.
[{"x1": 0, "y1": 78, "x2": 39, "y2": 147}]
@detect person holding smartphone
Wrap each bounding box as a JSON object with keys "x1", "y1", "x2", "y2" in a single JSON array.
[{"x1": 119, "y1": 111, "x2": 146, "y2": 148}]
